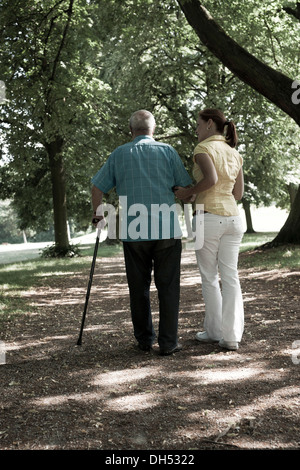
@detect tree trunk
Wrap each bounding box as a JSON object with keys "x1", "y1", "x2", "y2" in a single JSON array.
[
  {"x1": 288, "y1": 183, "x2": 298, "y2": 207},
  {"x1": 261, "y1": 185, "x2": 300, "y2": 248},
  {"x1": 46, "y1": 137, "x2": 69, "y2": 251},
  {"x1": 242, "y1": 199, "x2": 255, "y2": 233},
  {"x1": 177, "y1": 0, "x2": 300, "y2": 126}
]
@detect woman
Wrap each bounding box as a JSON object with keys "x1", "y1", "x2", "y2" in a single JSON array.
[{"x1": 175, "y1": 108, "x2": 244, "y2": 351}]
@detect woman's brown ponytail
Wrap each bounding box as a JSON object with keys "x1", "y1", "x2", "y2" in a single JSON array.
[
  {"x1": 199, "y1": 109, "x2": 238, "y2": 148},
  {"x1": 224, "y1": 120, "x2": 238, "y2": 148}
]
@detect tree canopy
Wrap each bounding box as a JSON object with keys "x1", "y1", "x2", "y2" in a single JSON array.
[{"x1": 0, "y1": 0, "x2": 299, "y2": 249}]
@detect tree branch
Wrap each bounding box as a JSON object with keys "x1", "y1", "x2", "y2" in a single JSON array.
[
  {"x1": 50, "y1": 0, "x2": 74, "y2": 83},
  {"x1": 283, "y1": 3, "x2": 300, "y2": 21},
  {"x1": 177, "y1": 0, "x2": 300, "y2": 126}
]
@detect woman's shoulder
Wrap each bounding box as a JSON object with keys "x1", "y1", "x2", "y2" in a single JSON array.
[{"x1": 193, "y1": 141, "x2": 210, "y2": 155}]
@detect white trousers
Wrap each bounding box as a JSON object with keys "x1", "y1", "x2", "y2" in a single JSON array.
[{"x1": 195, "y1": 213, "x2": 244, "y2": 343}]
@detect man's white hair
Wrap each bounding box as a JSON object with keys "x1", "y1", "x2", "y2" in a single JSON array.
[{"x1": 129, "y1": 110, "x2": 156, "y2": 132}]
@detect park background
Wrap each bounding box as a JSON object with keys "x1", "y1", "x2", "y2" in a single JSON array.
[{"x1": 0, "y1": 204, "x2": 291, "y2": 264}]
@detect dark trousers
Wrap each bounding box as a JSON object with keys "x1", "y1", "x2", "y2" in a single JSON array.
[{"x1": 123, "y1": 239, "x2": 182, "y2": 351}]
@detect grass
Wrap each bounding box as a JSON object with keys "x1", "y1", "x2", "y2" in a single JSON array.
[
  {"x1": 0, "y1": 234, "x2": 299, "y2": 324},
  {"x1": 239, "y1": 232, "x2": 278, "y2": 252},
  {"x1": 0, "y1": 241, "x2": 123, "y2": 324},
  {"x1": 0, "y1": 242, "x2": 122, "y2": 288},
  {"x1": 239, "y1": 232, "x2": 300, "y2": 270}
]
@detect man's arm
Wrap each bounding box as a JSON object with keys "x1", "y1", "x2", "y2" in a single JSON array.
[{"x1": 91, "y1": 185, "x2": 104, "y2": 226}]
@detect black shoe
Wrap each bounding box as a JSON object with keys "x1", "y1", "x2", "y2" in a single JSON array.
[
  {"x1": 159, "y1": 344, "x2": 182, "y2": 356},
  {"x1": 138, "y1": 342, "x2": 152, "y2": 352}
]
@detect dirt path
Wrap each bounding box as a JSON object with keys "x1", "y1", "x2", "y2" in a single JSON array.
[{"x1": 0, "y1": 249, "x2": 299, "y2": 451}]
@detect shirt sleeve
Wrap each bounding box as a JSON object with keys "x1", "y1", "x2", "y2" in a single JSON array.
[
  {"x1": 91, "y1": 153, "x2": 116, "y2": 193},
  {"x1": 193, "y1": 143, "x2": 208, "y2": 159},
  {"x1": 171, "y1": 147, "x2": 193, "y2": 187}
]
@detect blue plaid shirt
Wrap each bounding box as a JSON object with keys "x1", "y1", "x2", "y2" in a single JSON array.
[{"x1": 91, "y1": 135, "x2": 192, "y2": 241}]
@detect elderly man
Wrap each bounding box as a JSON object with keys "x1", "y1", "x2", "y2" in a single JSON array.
[{"x1": 91, "y1": 110, "x2": 192, "y2": 355}]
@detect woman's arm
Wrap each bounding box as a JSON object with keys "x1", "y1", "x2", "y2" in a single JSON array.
[
  {"x1": 232, "y1": 168, "x2": 244, "y2": 200},
  {"x1": 174, "y1": 153, "x2": 218, "y2": 200}
]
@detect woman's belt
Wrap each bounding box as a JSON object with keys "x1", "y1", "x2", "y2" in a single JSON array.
[{"x1": 193, "y1": 210, "x2": 209, "y2": 216}]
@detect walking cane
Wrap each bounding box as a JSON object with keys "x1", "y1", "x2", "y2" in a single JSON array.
[{"x1": 77, "y1": 209, "x2": 105, "y2": 346}]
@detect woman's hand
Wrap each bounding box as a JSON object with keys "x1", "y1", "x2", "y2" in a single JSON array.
[{"x1": 174, "y1": 186, "x2": 196, "y2": 202}]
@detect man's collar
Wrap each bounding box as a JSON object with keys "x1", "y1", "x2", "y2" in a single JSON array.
[{"x1": 133, "y1": 134, "x2": 154, "y2": 142}]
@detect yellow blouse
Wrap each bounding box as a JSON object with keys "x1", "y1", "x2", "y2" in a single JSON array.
[{"x1": 193, "y1": 135, "x2": 243, "y2": 216}]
